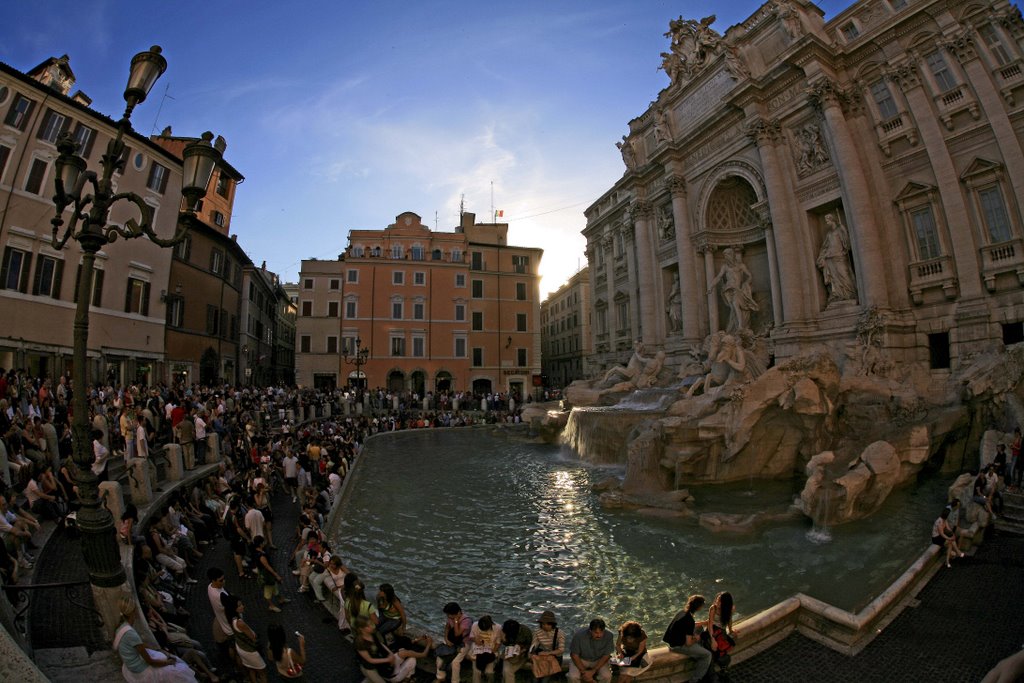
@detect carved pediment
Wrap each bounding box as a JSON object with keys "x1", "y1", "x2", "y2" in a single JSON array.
[
  {"x1": 960, "y1": 157, "x2": 1003, "y2": 181},
  {"x1": 893, "y1": 181, "x2": 937, "y2": 207}
]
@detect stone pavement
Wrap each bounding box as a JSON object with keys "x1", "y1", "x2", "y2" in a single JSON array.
[
  {"x1": 728, "y1": 529, "x2": 1024, "y2": 682},
  {"x1": 183, "y1": 485, "x2": 374, "y2": 682}
]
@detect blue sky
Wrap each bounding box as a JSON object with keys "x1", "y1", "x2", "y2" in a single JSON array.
[{"x1": 3, "y1": 0, "x2": 851, "y2": 296}]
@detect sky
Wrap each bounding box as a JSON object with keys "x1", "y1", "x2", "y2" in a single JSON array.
[{"x1": 2, "y1": 0, "x2": 851, "y2": 297}]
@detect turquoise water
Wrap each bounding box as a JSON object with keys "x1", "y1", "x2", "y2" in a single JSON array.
[{"x1": 333, "y1": 428, "x2": 947, "y2": 636}]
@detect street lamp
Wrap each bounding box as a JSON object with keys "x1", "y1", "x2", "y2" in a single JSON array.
[
  {"x1": 343, "y1": 336, "x2": 370, "y2": 389},
  {"x1": 48, "y1": 46, "x2": 220, "y2": 628}
]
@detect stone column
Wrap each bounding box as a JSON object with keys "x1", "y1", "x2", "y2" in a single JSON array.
[
  {"x1": 207, "y1": 433, "x2": 221, "y2": 464},
  {"x1": 809, "y1": 78, "x2": 890, "y2": 309},
  {"x1": 946, "y1": 31, "x2": 1024, "y2": 233},
  {"x1": 128, "y1": 458, "x2": 153, "y2": 505},
  {"x1": 665, "y1": 172, "x2": 703, "y2": 342},
  {"x1": 632, "y1": 199, "x2": 661, "y2": 345},
  {"x1": 702, "y1": 245, "x2": 719, "y2": 332},
  {"x1": 746, "y1": 117, "x2": 807, "y2": 322},
  {"x1": 762, "y1": 225, "x2": 784, "y2": 326},
  {"x1": 99, "y1": 480, "x2": 126, "y2": 528},
  {"x1": 164, "y1": 444, "x2": 184, "y2": 482},
  {"x1": 886, "y1": 60, "x2": 983, "y2": 298},
  {"x1": 602, "y1": 234, "x2": 616, "y2": 349}
]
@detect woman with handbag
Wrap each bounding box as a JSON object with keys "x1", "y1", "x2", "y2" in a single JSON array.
[
  {"x1": 267, "y1": 624, "x2": 306, "y2": 680},
  {"x1": 529, "y1": 610, "x2": 565, "y2": 682},
  {"x1": 702, "y1": 592, "x2": 736, "y2": 673},
  {"x1": 223, "y1": 595, "x2": 267, "y2": 683}
]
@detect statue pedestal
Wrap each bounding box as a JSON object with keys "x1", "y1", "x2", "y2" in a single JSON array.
[
  {"x1": 164, "y1": 444, "x2": 184, "y2": 482},
  {"x1": 128, "y1": 458, "x2": 153, "y2": 505},
  {"x1": 207, "y1": 435, "x2": 221, "y2": 464}
]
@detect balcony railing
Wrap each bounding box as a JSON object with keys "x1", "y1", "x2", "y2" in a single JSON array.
[
  {"x1": 906, "y1": 254, "x2": 957, "y2": 304},
  {"x1": 980, "y1": 237, "x2": 1024, "y2": 290}
]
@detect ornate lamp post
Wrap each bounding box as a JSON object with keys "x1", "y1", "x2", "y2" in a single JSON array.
[
  {"x1": 49, "y1": 46, "x2": 220, "y2": 631},
  {"x1": 343, "y1": 336, "x2": 370, "y2": 389}
]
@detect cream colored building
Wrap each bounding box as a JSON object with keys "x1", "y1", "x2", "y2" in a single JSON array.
[
  {"x1": 540, "y1": 267, "x2": 592, "y2": 388},
  {"x1": 584, "y1": 0, "x2": 1024, "y2": 374},
  {"x1": 0, "y1": 55, "x2": 180, "y2": 384}
]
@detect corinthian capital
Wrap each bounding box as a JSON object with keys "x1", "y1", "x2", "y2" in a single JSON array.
[
  {"x1": 632, "y1": 199, "x2": 654, "y2": 219},
  {"x1": 886, "y1": 61, "x2": 920, "y2": 91},
  {"x1": 745, "y1": 117, "x2": 782, "y2": 146},
  {"x1": 807, "y1": 78, "x2": 845, "y2": 111},
  {"x1": 942, "y1": 31, "x2": 977, "y2": 64},
  {"x1": 667, "y1": 175, "x2": 687, "y2": 197}
]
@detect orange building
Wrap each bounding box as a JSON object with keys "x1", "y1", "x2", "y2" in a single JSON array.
[{"x1": 296, "y1": 211, "x2": 542, "y2": 399}]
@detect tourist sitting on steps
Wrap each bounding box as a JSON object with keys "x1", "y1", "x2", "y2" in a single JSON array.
[
  {"x1": 932, "y1": 506, "x2": 964, "y2": 568},
  {"x1": 529, "y1": 610, "x2": 566, "y2": 683},
  {"x1": 567, "y1": 618, "x2": 615, "y2": 683}
]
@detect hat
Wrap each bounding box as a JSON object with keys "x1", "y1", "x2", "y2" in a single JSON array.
[{"x1": 537, "y1": 610, "x2": 557, "y2": 625}]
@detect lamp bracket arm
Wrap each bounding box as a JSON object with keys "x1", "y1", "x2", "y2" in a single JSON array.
[{"x1": 102, "y1": 191, "x2": 154, "y2": 243}]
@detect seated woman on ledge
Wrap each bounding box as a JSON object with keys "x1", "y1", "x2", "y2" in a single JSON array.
[
  {"x1": 614, "y1": 620, "x2": 651, "y2": 680},
  {"x1": 932, "y1": 506, "x2": 964, "y2": 568}
]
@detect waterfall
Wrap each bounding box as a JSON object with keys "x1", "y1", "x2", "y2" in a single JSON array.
[
  {"x1": 562, "y1": 407, "x2": 663, "y2": 465},
  {"x1": 806, "y1": 485, "x2": 833, "y2": 544}
]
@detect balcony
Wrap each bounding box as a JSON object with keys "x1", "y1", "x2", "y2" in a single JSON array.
[
  {"x1": 906, "y1": 254, "x2": 957, "y2": 304},
  {"x1": 980, "y1": 238, "x2": 1024, "y2": 291},
  {"x1": 996, "y1": 58, "x2": 1024, "y2": 105},
  {"x1": 875, "y1": 112, "x2": 918, "y2": 157},
  {"x1": 932, "y1": 85, "x2": 980, "y2": 131}
]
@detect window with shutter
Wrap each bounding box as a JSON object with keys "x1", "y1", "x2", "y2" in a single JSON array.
[
  {"x1": 37, "y1": 108, "x2": 68, "y2": 143},
  {"x1": 146, "y1": 162, "x2": 169, "y2": 193},
  {"x1": 4, "y1": 94, "x2": 35, "y2": 130},
  {"x1": 0, "y1": 144, "x2": 11, "y2": 184},
  {"x1": 1, "y1": 247, "x2": 31, "y2": 292},
  {"x1": 24, "y1": 158, "x2": 48, "y2": 195}
]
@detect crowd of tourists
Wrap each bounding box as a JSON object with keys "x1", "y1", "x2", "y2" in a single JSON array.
[{"x1": 0, "y1": 366, "x2": 736, "y2": 683}]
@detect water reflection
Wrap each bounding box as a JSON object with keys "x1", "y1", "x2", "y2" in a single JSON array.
[{"x1": 334, "y1": 429, "x2": 946, "y2": 636}]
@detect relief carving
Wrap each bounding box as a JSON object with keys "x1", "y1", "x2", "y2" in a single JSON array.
[
  {"x1": 793, "y1": 122, "x2": 831, "y2": 177},
  {"x1": 745, "y1": 117, "x2": 781, "y2": 146},
  {"x1": 886, "y1": 62, "x2": 920, "y2": 91},
  {"x1": 942, "y1": 31, "x2": 977, "y2": 64},
  {"x1": 667, "y1": 175, "x2": 688, "y2": 197},
  {"x1": 658, "y1": 206, "x2": 676, "y2": 241},
  {"x1": 654, "y1": 107, "x2": 673, "y2": 142},
  {"x1": 775, "y1": 0, "x2": 805, "y2": 41}
]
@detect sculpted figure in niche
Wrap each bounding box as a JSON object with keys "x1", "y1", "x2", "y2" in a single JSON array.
[
  {"x1": 817, "y1": 213, "x2": 858, "y2": 304},
  {"x1": 658, "y1": 206, "x2": 675, "y2": 240},
  {"x1": 666, "y1": 273, "x2": 682, "y2": 333},
  {"x1": 709, "y1": 247, "x2": 759, "y2": 333},
  {"x1": 617, "y1": 135, "x2": 637, "y2": 171}
]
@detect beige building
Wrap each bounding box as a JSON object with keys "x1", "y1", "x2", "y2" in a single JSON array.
[
  {"x1": 296, "y1": 211, "x2": 543, "y2": 398},
  {"x1": 0, "y1": 55, "x2": 181, "y2": 384},
  {"x1": 540, "y1": 267, "x2": 592, "y2": 388},
  {"x1": 584, "y1": 0, "x2": 1024, "y2": 375}
]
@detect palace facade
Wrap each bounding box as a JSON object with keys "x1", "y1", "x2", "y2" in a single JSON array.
[{"x1": 584, "y1": 0, "x2": 1024, "y2": 375}]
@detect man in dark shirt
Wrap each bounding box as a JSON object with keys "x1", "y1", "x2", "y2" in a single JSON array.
[{"x1": 664, "y1": 594, "x2": 713, "y2": 682}]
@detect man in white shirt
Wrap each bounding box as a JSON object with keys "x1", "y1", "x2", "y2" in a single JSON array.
[
  {"x1": 282, "y1": 452, "x2": 299, "y2": 503},
  {"x1": 135, "y1": 415, "x2": 149, "y2": 459},
  {"x1": 206, "y1": 567, "x2": 238, "y2": 666},
  {"x1": 194, "y1": 410, "x2": 208, "y2": 465},
  {"x1": 243, "y1": 502, "x2": 265, "y2": 541}
]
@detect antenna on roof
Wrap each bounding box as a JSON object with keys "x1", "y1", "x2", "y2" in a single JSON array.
[
  {"x1": 459, "y1": 194, "x2": 465, "y2": 220},
  {"x1": 490, "y1": 180, "x2": 494, "y2": 223},
  {"x1": 435, "y1": 211, "x2": 438, "y2": 230},
  {"x1": 149, "y1": 83, "x2": 174, "y2": 135}
]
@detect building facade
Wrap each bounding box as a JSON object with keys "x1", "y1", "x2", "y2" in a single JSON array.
[
  {"x1": 0, "y1": 55, "x2": 181, "y2": 385},
  {"x1": 153, "y1": 132, "x2": 248, "y2": 386},
  {"x1": 296, "y1": 211, "x2": 543, "y2": 398},
  {"x1": 584, "y1": 0, "x2": 1024, "y2": 376},
  {"x1": 540, "y1": 267, "x2": 592, "y2": 388}
]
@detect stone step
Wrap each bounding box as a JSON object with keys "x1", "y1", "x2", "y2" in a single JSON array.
[
  {"x1": 34, "y1": 646, "x2": 122, "y2": 682},
  {"x1": 995, "y1": 520, "x2": 1024, "y2": 536}
]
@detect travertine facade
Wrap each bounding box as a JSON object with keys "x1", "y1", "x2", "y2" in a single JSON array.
[
  {"x1": 540, "y1": 267, "x2": 592, "y2": 388},
  {"x1": 296, "y1": 211, "x2": 543, "y2": 397},
  {"x1": 584, "y1": 0, "x2": 1024, "y2": 374}
]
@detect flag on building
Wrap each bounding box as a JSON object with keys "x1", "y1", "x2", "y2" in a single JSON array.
[{"x1": 495, "y1": 209, "x2": 504, "y2": 219}]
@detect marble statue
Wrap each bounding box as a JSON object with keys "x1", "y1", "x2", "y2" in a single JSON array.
[
  {"x1": 617, "y1": 135, "x2": 637, "y2": 171},
  {"x1": 659, "y1": 51, "x2": 687, "y2": 86},
  {"x1": 685, "y1": 332, "x2": 754, "y2": 396},
  {"x1": 666, "y1": 273, "x2": 682, "y2": 332},
  {"x1": 775, "y1": 0, "x2": 804, "y2": 40},
  {"x1": 709, "y1": 247, "x2": 759, "y2": 333},
  {"x1": 817, "y1": 213, "x2": 857, "y2": 303},
  {"x1": 654, "y1": 107, "x2": 672, "y2": 142},
  {"x1": 599, "y1": 340, "x2": 652, "y2": 388}
]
